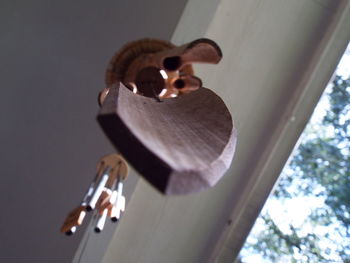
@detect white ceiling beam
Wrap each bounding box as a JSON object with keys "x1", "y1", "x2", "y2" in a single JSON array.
[{"x1": 102, "y1": 1, "x2": 350, "y2": 262}]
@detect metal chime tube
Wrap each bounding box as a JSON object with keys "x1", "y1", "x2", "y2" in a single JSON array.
[
  {"x1": 87, "y1": 167, "x2": 110, "y2": 211},
  {"x1": 61, "y1": 154, "x2": 129, "y2": 236},
  {"x1": 81, "y1": 174, "x2": 99, "y2": 205},
  {"x1": 109, "y1": 190, "x2": 118, "y2": 222},
  {"x1": 65, "y1": 226, "x2": 77, "y2": 236},
  {"x1": 95, "y1": 209, "x2": 108, "y2": 233},
  {"x1": 95, "y1": 177, "x2": 118, "y2": 231},
  {"x1": 111, "y1": 178, "x2": 123, "y2": 222}
]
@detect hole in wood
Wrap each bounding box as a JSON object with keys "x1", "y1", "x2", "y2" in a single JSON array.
[
  {"x1": 174, "y1": 79, "x2": 186, "y2": 89},
  {"x1": 135, "y1": 67, "x2": 165, "y2": 97},
  {"x1": 163, "y1": 56, "x2": 181, "y2": 71}
]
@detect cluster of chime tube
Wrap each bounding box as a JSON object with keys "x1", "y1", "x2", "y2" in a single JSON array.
[{"x1": 61, "y1": 154, "x2": 128, "y2": 235}]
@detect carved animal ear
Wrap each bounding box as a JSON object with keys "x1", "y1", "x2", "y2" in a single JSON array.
[
  {"x1": 160, "y1": 38, "x2": 223, "y2": 71},
  {"x1": 180, "y1": 38, "x2": 223, "y2": 64}
]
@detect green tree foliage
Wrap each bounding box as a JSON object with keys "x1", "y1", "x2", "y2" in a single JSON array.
[{"x1": 243, "y1": 75, "x2": 350, "y2": 262}]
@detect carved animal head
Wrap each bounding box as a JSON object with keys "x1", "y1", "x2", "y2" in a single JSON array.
[{"x1": 99, "y1": 38, "x2": 222, "y2": 104}]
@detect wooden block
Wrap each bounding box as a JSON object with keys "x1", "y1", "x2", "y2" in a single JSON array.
[{"x1": 97, "y1": 82, "x2": 237, "y2": 195}]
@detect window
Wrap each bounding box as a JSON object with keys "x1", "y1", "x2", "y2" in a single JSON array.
[{"x1": 240, "y1": 44, "x2": 350, "y2": 263}]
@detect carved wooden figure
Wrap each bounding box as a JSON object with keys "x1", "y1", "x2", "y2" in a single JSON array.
[{"x1": 98, "y1": 38, "x2": 237, "y2": 195}]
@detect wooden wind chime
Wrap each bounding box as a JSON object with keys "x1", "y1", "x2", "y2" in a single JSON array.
[
  {"x1": 60, "y1": 154, "x2": 128, "y2": 235},
  {"x1": 61, "y1": 38, "x2": 237, "y2": 235}
]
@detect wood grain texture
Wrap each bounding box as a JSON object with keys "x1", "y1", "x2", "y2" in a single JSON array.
[{"x1": 98, "y1": 83, "x2": 236, "y2": 194}]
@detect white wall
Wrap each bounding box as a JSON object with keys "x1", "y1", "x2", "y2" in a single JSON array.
[
  {"x1": 101, "y1": 0, "x2": 350, "y2": 263},
  {"x1": 0, "y1": 0, "x2": 187, "y2": 262}
]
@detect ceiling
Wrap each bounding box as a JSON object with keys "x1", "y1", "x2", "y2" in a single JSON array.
[{"x1": 0, "y1": 0, "x2": 187, "y2": 262}]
